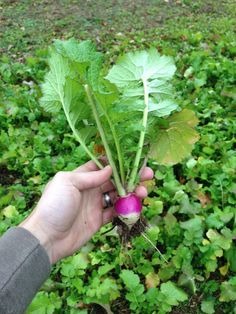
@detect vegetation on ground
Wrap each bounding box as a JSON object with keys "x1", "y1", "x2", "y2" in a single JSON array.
[{"x1": 0, "y1": 0, "x2": 235, "y2": 313}]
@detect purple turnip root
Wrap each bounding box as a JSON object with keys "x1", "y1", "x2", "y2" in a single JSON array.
[{"x1": 114, "y1": 193, "x2": 142, "y2": 229}]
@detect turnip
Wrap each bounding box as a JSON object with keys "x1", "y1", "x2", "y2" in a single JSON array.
[
  {"x1": 114, "y1": 193, "x2": 142, "y2": 229},
  {"x1": 41, "y1": 39, "x2": 199, "y2": 241}
]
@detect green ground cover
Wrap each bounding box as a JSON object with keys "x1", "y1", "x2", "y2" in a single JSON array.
[{"x1": 0, "y1": 0, "x2": 235, "y2": 313}]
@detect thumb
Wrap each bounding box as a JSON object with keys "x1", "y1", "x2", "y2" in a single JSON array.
[{"x1": 71, "y1": 165, "x2": 112, "y2": 190}]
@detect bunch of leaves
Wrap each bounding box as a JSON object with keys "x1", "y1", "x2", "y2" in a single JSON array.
[{"x1": 40, "y1": 38, "x2": 199, "y2": 196}]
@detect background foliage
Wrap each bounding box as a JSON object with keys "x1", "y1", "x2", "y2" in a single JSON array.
[{"x1": 0, "y1": 0, "x2": 235, "y2": 313}]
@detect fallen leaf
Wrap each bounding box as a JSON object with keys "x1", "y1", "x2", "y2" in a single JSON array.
[
  {"x1": 197, "y1": 191, "x2": 211, "y2": 207},
  {"x1": 145, "y1": 272, "x2": 160, "y2": 289},
  {"x1": 219, "y1": 264, "x2": 229, "y2": 276}
]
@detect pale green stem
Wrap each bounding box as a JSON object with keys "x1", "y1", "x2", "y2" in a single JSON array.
[
  {"x1": 127, "y1": 78, "x2": 149, "y2": 192},
  {"x1": 84, "y1": 84, "x2": 126, "y2": 196},
  {"x1": 68, "y1": 121, "x2": 103, "y2": 169},
  {"x1": 96, "y1": 99, "x2": 125, "y2": 185},
  {"x1": 59, "y1": 95, "x2": 103, "y2": 169}
]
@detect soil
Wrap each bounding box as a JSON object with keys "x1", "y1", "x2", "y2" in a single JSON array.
[
  {"x1": 113, "y1": 216, "x2": 148, "y2": 243},
  {"x1": 0, "y1": 165, "x2": 21, "y2": 185}
]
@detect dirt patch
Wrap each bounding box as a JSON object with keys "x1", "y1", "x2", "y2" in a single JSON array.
[
  {"x1": 113, "y1": 216, "x2": 148, "y2": 243},
  {"x1": 0, "y1": 165, "x2": 21, "y2": 185},
  {"x1": 111, "y1": 295, "x2": 131, "y2": 314}
]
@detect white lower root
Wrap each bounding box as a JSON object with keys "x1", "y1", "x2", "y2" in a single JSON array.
[{"x1": 119, "y1": 213, "x2": 140, "y2": 229}]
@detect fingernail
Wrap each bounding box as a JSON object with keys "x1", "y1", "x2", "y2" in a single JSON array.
[{"x1": 104, "y1": 165, "x2": 112, "y2": 171}]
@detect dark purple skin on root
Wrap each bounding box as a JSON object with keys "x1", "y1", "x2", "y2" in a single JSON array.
[{"x1": 114, "y1": 193, "x2": 142, "y2": 216}]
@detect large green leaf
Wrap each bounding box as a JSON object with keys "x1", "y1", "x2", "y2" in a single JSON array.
[
  {"x1": 106, "y1": 48, "x2": 177, "y2": 118},
  {"x1": 106, "y1": 48, "x2": 176, "y2": 87},
  {"x1": 40, "y1": 46, "x2": 97, "y2": 145},
  {"x1": 53, "y1": 38, "x2": 103, "y2": 90},
  {"x1": 149, "y1": 109, "x2": 199, "y2": 165},
  {"x1": 54, "y1": 39, "x2": 98, "y2": 63},
  {"x1": 40, "y1": 53, "x2": 71, "y2": 113}
]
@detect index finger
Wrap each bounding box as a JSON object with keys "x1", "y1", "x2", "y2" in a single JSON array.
[{"x1": 73, "y1": 160, "x2": 100, "y2": 173}]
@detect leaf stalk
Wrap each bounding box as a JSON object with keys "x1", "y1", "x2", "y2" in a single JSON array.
[
  {"x1": 127, "y1": 78, "x2": 149, "y2": 192},
  {"x1": 58, "y1": 91, "x2": 104, "y2": 169},
  {"x1": 84, "y1": 84, "x2": 126, "y2": 196},
  {"x1": 95, "y1": 96, "x2": 125, "y2": 185}
]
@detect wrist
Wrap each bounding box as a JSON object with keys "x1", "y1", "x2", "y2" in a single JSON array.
[{"x1": 20, "y1": 215, "x2": 54, "y2": 264}]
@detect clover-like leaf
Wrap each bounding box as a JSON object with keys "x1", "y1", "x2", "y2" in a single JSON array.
[
  {"x1": 160, "y1": 281, "x2": 188, "y2": 306},
  {"x1": 220, "y1": 277, "x2": 236, "y2": 302}
]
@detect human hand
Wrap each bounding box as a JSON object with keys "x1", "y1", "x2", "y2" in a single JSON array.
[{"x1": 20, "y1": 161, "x2": 153, "y2": 264}]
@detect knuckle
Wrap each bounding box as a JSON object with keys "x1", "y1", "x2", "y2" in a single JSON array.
[{"x1": 54, "y1": 171, "x2": 68, "y2": 181}]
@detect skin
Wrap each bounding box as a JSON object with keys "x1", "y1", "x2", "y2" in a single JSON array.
[{"x1": 20, "y1": 161, "x2": 153, "y2": 264}]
